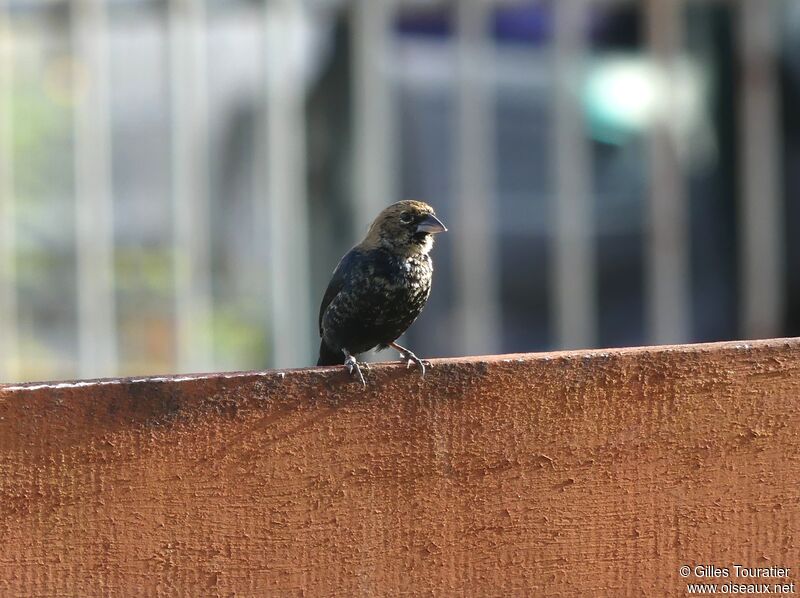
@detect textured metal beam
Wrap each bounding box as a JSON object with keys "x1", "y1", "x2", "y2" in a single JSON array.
[{"x1": 2, "y1": 337, "x2": 800, "y2": 594}]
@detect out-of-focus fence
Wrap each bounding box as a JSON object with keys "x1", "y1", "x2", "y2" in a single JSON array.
[{"x1": 0, "y1": 0, "x2": 789, "y2": 382}]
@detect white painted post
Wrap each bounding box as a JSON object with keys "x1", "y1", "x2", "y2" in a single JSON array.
[
  {"x1": 453, "y1": 0, "x2": 502, "y2": 356},
  {"x1": 72, "y1": 0, "x2": 118, "y2": 377},
  {"x1": 168, "y1": 0, "x2": 214, "y2": 373},
  {"x1": 0, "y1": 0, "x2": 19, "y2": 381},
  {"x1": 644, "y1": 0, "x2": 690, "y2": 345},
  {"x1": 263, "y1": 0, "x2": 312, "y2": 368},
  {"x1": 552, "y1": 0, "x2": 595, "y2": 349},
  {"x1": 738, "y1": 0, "x2": 784, "y2": 339},
  {"x1": 352, "y1": 0, "x2": 397, "y2": 235}
]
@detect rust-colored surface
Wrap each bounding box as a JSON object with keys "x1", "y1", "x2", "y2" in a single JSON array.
[{"x1": 1, "y1": 339, "x2": 799, "y2": 596}]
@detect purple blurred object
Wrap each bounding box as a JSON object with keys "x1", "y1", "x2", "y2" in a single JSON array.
[{"x1": 394, "y1": 2, "x2": 614, "y2": 45}]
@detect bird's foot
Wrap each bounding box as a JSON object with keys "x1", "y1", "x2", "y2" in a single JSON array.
[
  {"x1": 344, "y1": 354, "x2": 366, "y2": 388},
  {"x1": 400, "y1": 350, "x2": 429, "y2": 378},
  {"x1": 389, "y1": 341, "x2": 430, "y2": 378}
]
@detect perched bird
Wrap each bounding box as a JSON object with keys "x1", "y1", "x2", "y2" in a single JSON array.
[{"x1": 317, "y1": 200, "x2": 447, "y2": 386}]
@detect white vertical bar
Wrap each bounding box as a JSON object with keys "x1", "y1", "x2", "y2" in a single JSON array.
[
  {"x1": 264, "y1": 0, "x2": 312, "y2": 368},
  {"x1": 453, "y1": 0, "x2": 501, "y2": 356},
  {"x1": 0, "y1": 0, "x2": 19, "y2": 381},
  {"x1": 644, "y1": 0, "x2": 690, "y2": 345},
  {"x1": 352, "y1": 0, "x2": 396, "y2": 234},
  {"x1": 552, "y1": 0, "x2": 595, "y2": 350},
  {"x1": 738, "y1": 0, "x2": 784, "y2": 339},
  {"x1": 168, "y1": 0, "x2": 214, "y2": 373},
  {"x1": 72, "y1": 0, "x2": 118, "y2": 378}
]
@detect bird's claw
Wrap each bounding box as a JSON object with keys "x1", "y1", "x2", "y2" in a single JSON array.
[
  {"x1": 402, "y1": 352, "x2": 429, "y2": 378},
  {"x1": 344, "y1": 354, "x2": 366, "y2": 388}
]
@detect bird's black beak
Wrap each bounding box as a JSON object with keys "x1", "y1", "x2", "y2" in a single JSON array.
[{"x1": 416, "y1": 213, "x2": 447, "y2": 234}]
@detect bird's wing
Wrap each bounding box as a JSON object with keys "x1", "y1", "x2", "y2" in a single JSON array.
[{"x1": 318, "y1": 247, "x2": 363, "y2": 335}]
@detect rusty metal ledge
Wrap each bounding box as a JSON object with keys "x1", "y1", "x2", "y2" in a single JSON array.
[{"x1": 1, "y1": 337, "x2": 799, "y2": 596}]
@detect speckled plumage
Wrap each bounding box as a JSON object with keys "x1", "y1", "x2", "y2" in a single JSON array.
[
  {"x1": 317, "y1": 201, "x2": 446, "y2": 382},
  {"x1": 319, "y1": 247, "x2": 433, "y2": 357}
]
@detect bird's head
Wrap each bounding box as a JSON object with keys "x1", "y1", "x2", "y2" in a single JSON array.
[{"x1": 363, "y1": 200, "x2": 447, "y2": 256}]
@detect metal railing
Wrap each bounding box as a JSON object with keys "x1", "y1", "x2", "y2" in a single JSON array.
[{"x1": 0, "y1": 0, "x2": 786, "y2": 382}]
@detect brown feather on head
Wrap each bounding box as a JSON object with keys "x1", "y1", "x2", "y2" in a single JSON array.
[{"x1": 361, "y1": 200, "x2": 447, "y2": 255}]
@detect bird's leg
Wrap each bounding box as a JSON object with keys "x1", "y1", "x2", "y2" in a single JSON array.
[
  {"x1": 389, "y1": 341, "x2": 429, "y2": 378},
  {"x1": 342, "y1": 349, "x2": 366, "y2": 388}
]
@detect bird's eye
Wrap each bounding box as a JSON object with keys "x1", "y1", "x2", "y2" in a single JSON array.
[{"x1": 399, "y1": 212, "x2": 413, "y2": 224}]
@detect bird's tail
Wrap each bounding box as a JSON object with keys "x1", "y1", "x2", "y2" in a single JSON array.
[{"x1": 317, "y1": 339, "x2": 343, "y2": 366}]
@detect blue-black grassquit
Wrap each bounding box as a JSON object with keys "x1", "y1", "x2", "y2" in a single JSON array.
[{"x1": 317, "y1": 200, "x2": 447, "y2": 386}]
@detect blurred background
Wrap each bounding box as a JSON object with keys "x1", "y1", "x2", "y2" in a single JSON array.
[{"x1": 0, "y1": 0, "x2": 798, "y2": 383}]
